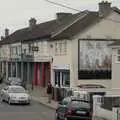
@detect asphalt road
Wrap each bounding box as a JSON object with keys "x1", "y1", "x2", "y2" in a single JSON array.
[{"x1": 0, "y1": 101, "x2": 55, "y2": 120}]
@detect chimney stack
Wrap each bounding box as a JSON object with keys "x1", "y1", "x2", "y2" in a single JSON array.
[
  {"x1": 99, "y1": 1, "x2": 111, "y2": 16},
  {"x1": 5, "y1": 28, "x2": 9, "y2": 37},
  {"x1": 1, "y1": 36, "x2": 4, "y2": 40},
  {"x1": 29, "y1": 18, "x2": 37, "y2": 28},
  {"x1": 56, "y1": 12, "x2": 72, "y2": 20}
]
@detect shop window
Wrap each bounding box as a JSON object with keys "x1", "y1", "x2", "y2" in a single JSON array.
[
  {"x1": 62, "y1": 71, "x2": 70, "y2": 87},
  {"x1": 55, "y1": 71, "x2": 60, "y2": 87},
  {"x1": 54, "y1": 70, "x2": 70, "y2": 87}
]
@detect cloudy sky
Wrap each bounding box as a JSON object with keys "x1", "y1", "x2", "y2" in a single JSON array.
[{"x1": 0, "y1": 0, "x2": 119, "y2": 36}]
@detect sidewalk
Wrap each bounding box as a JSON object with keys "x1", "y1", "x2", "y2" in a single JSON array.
[
  {"x1": 32, "y1": 96, "x2": 58, "y2": 109},
  {"x1": 29, "y1": 87, "x2": 58, "y2": 110}
]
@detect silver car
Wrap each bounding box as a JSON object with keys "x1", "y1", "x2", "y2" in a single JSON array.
[{"x1": 0, "y1": 85, "x2": 31, "y2": 104}]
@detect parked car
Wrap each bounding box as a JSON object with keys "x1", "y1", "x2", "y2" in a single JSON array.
[
  {"x1": 5, "y1": 77, "x2": 22, "y2": 86},
  {"x1": 0, "y1": 85, "x2": 31, "y2": 105},
  {"x1": 55, "y1": 96, "x2": 91, "y2": 120}
]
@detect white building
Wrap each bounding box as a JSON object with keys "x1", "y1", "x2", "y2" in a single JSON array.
[{"x1": 0, "y1": 1, "x2": 120, "y2": 89}]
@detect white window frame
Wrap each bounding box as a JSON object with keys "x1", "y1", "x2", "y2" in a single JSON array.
[
  {"x1": 62, "y1": 40, "x2": 67, "y2": 55},
  {"x1": 116, "y1": 49, "x2": 120, "y2": 63},
  {"x1": 55, "y1": 40, "x2": 67, "y2": 56},
  {"x1": 55, "y1": 41, "x2": 59, "y2": 55},
  {"x1": 11, "y1": 46, "x2": 17, "y2": 55}
]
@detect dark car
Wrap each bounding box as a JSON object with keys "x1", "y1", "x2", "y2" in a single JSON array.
[{"x1": 55, "y1": 97, "x2": 91, "y2": 120}]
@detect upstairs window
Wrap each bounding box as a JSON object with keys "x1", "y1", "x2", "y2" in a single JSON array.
[
  {"x1": 116, "y1": 49, "x2": 120, "y2": 62},
  {"x1": 11, "y1": 47, "x2": 17, "y2": 55},
  {"x1": 55, "y1": 40, "x2": 67, "y2": 56}
]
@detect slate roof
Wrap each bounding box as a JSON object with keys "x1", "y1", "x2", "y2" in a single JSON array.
[
  {"x1": 0, "y1": 6, "x2": 120, "y2": 45},
  {"x1": 0, "y1": 11, "x2": 99, "y2": 44},
  {"x1": 52, "y1": 11, "x2": 99, "y2": 39}
]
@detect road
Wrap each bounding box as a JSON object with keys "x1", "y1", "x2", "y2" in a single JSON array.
[{"x1": 0, "y1": 101, "x2": 55, "y2": 120}]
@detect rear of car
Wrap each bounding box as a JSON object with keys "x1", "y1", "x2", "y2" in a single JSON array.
[
  {"x1": 65, "y1": 101, "x2": 91, "y2": 120},
  {"x1": 56, "y1": 97, "x2": 92, "y2": 120}
]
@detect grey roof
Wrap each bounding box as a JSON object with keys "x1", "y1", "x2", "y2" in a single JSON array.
[
  {"x1": 0, "y1": 11, "x2": 88, "y2": 44},
  {"x1": 0, "y1": 6, "x2": 120, "y2": 45}
]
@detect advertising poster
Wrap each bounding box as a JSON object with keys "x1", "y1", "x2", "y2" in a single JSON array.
[{"x1": 79, "y1": 40, "x2": 114, "y2": 71}]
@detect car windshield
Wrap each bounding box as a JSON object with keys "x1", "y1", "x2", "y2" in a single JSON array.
[
  {"x1": 70, "y1": 101, "x2": 90, "y2": 109},
  {"x1": 8, "y1": 87, "x2": 26, "y2": 93}
]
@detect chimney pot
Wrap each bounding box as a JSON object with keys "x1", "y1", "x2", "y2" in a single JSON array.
[
  {"x1": 5, "y1": 28, "x2": 9, "y2": 37},
  {"x1": 29, "y1": 18, "x2": 37, "y2": 28},
  {"x1": 1, "y1": 36, "x2": 4, "y2": 40}
]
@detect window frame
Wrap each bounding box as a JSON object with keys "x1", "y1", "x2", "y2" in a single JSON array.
[
  {"x1": 116, "y1": 49, "x2": 120, "y2": 63},
  {"x1": 54, "y1": 40, "x2": 67, "y2": 56}
]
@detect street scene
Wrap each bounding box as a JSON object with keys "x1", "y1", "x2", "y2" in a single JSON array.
[{"x1": 0, "y1": 0, "x2": 120, "y2": 120}]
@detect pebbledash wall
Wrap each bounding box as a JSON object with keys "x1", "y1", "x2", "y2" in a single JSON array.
[
  {"x1": 111, "y1": 46, "x2": 120, "y2": 89},
  {"x1": 63, "y1": 11, "x2": 120, "y2": 88},
  {"x1": 1, "y1": 8, "x2": 120, "y2": 89}
]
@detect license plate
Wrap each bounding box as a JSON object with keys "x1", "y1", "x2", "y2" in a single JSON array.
[
  {"x1": 76, "y1": 111, "x2": 86, "y2": 114},
  {"x1": 20, "y1": 97, "x2": 25, "y2": 100}
]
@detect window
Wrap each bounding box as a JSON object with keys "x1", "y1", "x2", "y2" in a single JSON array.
[
  {"x1": 28, "y1": 43, "x2": 32, "y2": 53},
  {"x1": 55, "y1": 42, "x2": 59, "y2": 55},
  {"x1": 55, "y1": 40, "x2": 67, "y2": 55},
  {"x1": 39, "y1": 42, "x2": 44, "y2": 53},
  {"x1": 116, "y1": 49, "x2": 120, "y2": 62},
  {"x1": 54, "y1": 70, "x2": 70, "y2": 87},
  {"x1": 62, "y1": 40, "x2": 67, "y2": 55},
  {"x1": 23, "y1": 49, "x2": 26, "y2": 54},
  {"x1": 62, "y1": 71, "x2": 70, "y2": 87},
  {"x1": 18, "y1": 46, "x2": 21, "y2": 55},
  {"x1": 11, "y1": 47, "x2": 18, "y2": 55}
]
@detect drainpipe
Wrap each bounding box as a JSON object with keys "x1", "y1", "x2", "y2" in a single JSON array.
[{"x1": 21, "y1": 40, "x2": 24, "y2": 86}]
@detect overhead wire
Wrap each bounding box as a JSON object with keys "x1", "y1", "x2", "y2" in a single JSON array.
[
  {"x1": 44, "y1": 0, "x2": 80, "y2": 12},
  {"x1": 44, "y1": 0, "x2": 120, "y2": 23}
]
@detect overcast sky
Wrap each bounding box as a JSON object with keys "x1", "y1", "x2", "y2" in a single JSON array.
[{"x1": 0, "y1": 0, "x2": 119, "y2": 36}]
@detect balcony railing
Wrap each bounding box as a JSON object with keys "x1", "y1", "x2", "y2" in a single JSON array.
[
  {"x1": 0, "y1": 54, "x2": 52, "y2": 62},
  {"x1": 21, "y1": 53, "x2": 34, "y2": 62},
  {"x1": 34, "y1": 55, "x2": 53, "y2": 62}
]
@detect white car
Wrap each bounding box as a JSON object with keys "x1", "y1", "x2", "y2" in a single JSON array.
[
  {"x1": 0, "y1": 85, "x2": 31, "y2": 104},
  {"x1": 5, "y1": 77, "x2": 22, "y2": 86}
]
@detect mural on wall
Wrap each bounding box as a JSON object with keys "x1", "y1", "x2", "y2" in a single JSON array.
[{"x1": 79, "y1": 40, "x2": 113, "y2": 71}]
